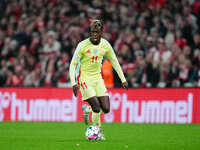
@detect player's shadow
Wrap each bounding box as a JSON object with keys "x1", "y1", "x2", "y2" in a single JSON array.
[{"x1": 55, "y1": 139, "x2": 107, "y2": 143}]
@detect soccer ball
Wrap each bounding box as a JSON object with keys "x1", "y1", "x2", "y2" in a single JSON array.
[{"x1": 85, "y1": 125, "x2": 101, "y2": 140}]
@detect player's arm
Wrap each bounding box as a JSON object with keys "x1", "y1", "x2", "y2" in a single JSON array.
[
  {"x1": 69, "y1": 43, "x2": 83, "y2": 96},
  {"x1": 105, "y1": 42, "x2": 128, "y2": 89}
]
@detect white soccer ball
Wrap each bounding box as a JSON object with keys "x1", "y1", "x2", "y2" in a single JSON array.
[{"x1": 85, "y1": 125, "x2": 101, "y2": 140}]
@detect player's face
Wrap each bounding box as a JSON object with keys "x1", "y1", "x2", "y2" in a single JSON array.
[{"x1": 90, "y1": 28, "x2": 102, "y2": 45}]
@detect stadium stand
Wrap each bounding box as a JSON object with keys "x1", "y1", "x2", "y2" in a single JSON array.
[{"x1": 0, "y1": 0, "x2": 200, "y2": 88}]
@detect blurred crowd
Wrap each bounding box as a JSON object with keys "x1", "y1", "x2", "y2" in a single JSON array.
[{"x1": 0, "y1": 0, "x2": 200, "y2": 88}]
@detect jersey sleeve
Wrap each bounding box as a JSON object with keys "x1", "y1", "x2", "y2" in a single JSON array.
[
  {"x1": 69, "y1": 43, "x2": 83, "y2": 86},
  {"x1": 104, "y1": 41, "x2": 126, "y2": 83}
]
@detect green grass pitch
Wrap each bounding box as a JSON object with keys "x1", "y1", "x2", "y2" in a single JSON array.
[{"x1": 0, "y1": 122, "x2": 200, "y2": 150}]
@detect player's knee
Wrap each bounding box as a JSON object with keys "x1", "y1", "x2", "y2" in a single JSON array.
[
  {"x1": 91, "y1": 106, "x2": 100, "y2": 113},
  {"x1": 102, "y1": 107, "x2": 110, "y2": 114}
]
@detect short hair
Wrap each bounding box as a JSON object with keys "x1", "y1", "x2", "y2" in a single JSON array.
[{"x1": 90, "y1": 19, "x2": 103, "y2": 31}]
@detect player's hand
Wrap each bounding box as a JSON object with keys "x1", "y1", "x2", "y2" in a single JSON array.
[
  {"x1": 72, "y1": 84, "x2": 79, "y2": 97},
  {"x1": 122, "y1": 82, "x2": 128, "y2": 90}
]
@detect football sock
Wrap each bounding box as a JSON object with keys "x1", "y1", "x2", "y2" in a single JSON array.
[{"x1": 92, "y1": 111, "x2": 101, "y2": 127}]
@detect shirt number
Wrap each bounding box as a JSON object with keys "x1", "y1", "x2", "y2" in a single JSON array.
[{"x1": 92, "y1": 56, "x2": 98, "y2": 63}]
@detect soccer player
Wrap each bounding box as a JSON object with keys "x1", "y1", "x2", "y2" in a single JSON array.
[{"x1": 69, "y1": 19, "x2": 128, "y2": 140}]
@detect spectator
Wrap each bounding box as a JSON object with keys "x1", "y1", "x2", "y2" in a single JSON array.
[
  {"x1": 0, "y1": 0, "x2": 200, "y2": 88},
  {"x1": 23, "y1": 63, "x2": 43, "y2": 87},
  {"x1": 43, "y1": 31, "x2": 61, "y2": 55}
]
